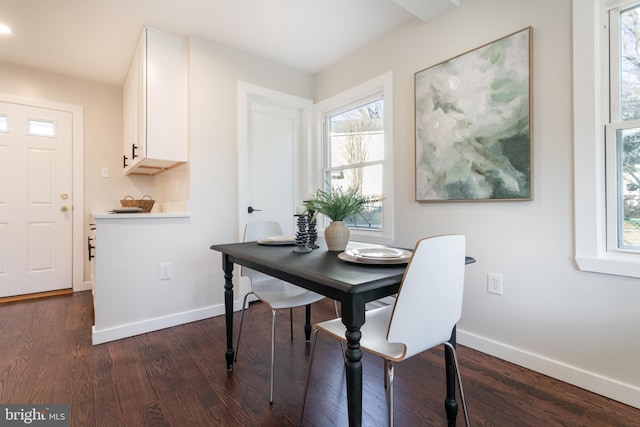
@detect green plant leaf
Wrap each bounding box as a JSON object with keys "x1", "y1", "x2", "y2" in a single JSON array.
[{"x1": 304, "y1": 186, "x2": 381, "y2": 222}]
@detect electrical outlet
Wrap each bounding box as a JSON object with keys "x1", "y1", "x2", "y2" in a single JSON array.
[
  {"x1": 487, "y1": 273, "x2": 503, "y2": 295},
  {"x1": 159, "y1": 262, "x2": 172, "y2": 280}
]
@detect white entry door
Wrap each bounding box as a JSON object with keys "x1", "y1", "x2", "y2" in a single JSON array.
[
  {"x1": 0, "y1": 101, "x2": 73, "y2": 298},
  {"x1": 238, "y1": 83, "x2": 313, "y2": 238}
]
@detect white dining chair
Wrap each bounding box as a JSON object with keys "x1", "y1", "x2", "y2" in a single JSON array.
[
  {"x1": 299, "y1": 235, "x2": 470, "y2": 427},
  {"x1": 236, "y1": 220, "x2": 335, "y2": 404}
]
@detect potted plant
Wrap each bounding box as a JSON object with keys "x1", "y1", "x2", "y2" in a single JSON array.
[{"x1": 304, "y1": 186, "x2": 379, "y2": 251}]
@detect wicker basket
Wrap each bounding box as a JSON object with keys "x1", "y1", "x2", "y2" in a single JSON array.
[
  {"x1": 120, "y1": 195, "x2": 137, "y2": 208},
  {"x1": 137, "y1": 195, "x2": 155, "y2": 213},
  {"x1": 120, "y1": 195, "x2": 155, "y2": 213}
]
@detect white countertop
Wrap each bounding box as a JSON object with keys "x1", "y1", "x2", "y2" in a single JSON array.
[{"x1": 92, "y1": 211, "x2": 191, "y2": 220}]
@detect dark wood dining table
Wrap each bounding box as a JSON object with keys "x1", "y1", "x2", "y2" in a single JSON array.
[{"x1": 210, "y1": 239, "x2": 474, "y2": 427}]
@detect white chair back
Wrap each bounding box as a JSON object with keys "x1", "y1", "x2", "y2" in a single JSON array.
[
  {"x1": 242, "y1": 221, "x2": 283, "y2": 282},
  {"x1": 243, "y1": 220, "x2": 283, "y2": 242},
  {"x1": 387, "y1": 235, "x2": 466, "y2": 359}
]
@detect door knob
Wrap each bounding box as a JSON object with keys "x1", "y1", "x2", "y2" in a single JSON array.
[
  {"x1": 60, "y1": 206, "x2": 69, "y2": 212},
  {"x1": 60, "y1": 193, "x2": 69, "y2": 199}
]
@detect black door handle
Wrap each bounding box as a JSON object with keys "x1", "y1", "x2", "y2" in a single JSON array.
[
  {"x1": 248, "y1": 207, "x2": 262, "y2": 214},
  {"x1": 87, "y1": 237, "x2": 95, "y2": 261}
]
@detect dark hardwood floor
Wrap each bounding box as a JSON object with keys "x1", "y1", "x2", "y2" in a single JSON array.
[{"x1": 0, "y1": 291, "x2": 638, "y2": 426}]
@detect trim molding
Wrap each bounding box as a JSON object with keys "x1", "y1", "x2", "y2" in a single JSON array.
[
  {"x1": 91, "y1": 302, "x2": 244, "y2": 345},
  {"x1": 458, "y1": 329, "x2": 640, "y2": 409}
]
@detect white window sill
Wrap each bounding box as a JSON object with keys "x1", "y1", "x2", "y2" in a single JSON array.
[{"x1": 576, "y1": 254, "x2": 640, "y2": 279}]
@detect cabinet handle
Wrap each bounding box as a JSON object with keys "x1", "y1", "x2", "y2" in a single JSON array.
[
  {"x1": 88, "y1": 237, "x2": 95, "y2": 261},
  {"x1": 123, "y1": 155, "x2": 128, "y2": 168},
  {"x1": 132, "y1": 144, "x2": 138, "y2": 159}
]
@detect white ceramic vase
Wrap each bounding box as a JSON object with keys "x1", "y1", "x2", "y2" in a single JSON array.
[{"x1": 324, "y1": 220, "x2": 349, "y2": 251}]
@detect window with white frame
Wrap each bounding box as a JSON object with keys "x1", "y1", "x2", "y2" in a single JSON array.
[
  {"x1": 314, "y1": 72, "x2": 394, "y2": 244},
  {"x1": 325, "y1": 97, "x2": 383, "y2": 230},
  {"x1": 573, "y1": 0, "x2": 640, "y2": 278},
  {"x1": 606, "y1": 2, "x2": 640, "y2": 252}
]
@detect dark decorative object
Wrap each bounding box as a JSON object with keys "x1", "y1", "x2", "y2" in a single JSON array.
[
  {"x1": 306, "y1": 209, "x2": 319, "y2": 249},
  {"x1": 293, "y1": 214, "x2": 312, "y2": 254}
]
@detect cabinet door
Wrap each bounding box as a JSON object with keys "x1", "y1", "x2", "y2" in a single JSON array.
[
  {"x1": 136, "y1": 31, "x2": 147, "y2": 162},
  {"x1": 145, "y1": 28, "x2": 187, "y2": 162},
  {"x1": 122, "y1": 27, "x2": 187, "y2": 175},
  {"x1": 123, "y1": 32, "x2": 145, "y2": 171},
  {"x1": 123, "y1": 63, "x2": 135, "y2": 169}
]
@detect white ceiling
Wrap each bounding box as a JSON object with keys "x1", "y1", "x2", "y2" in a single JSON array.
[{"x1": 0, "y1": 0, "x2": 459, "y2": 87}]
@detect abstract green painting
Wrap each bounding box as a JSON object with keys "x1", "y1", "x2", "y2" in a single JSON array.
[{"x1": 415, "y1": 27, "x2": 532, "y2": 202}]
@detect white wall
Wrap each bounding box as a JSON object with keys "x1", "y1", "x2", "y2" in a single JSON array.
[
  {"x1": 144, "y1": 36, "x2": 315, "y2": 321},
  {"x1": 157, "y1": 35, "x2": 315, "y2": 212},
  {"x1": 315, "y1": 0, "x2": 640, "y2": 408}
]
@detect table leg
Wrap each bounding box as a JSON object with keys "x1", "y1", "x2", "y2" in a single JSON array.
[
  {"x1": 304, "y1": 304, "x2": 312, "y2": 341},
  {"x1": 345, "y1": 325, "x2": 363, "y2": 427},
  {"x1": 222, "y1": 254, "x2": 234, "y2": 371},
  {"x1": 444, "y1": 326, "x2": 458, "y2": 426}
]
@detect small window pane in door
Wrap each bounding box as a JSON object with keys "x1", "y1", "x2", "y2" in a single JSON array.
[
  {"x1": 0, "y1": 115, "x2": 7, "y2": 132},
  {"x1": 28, "y1": 119, "x2": 56, "y2": 137}
]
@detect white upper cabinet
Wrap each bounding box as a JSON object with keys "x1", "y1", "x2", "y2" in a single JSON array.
[{"x1": 123, "y1": 27, "x2": 188, "y2": 175}]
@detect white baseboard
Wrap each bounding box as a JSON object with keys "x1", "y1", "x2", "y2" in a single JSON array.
[
  {"x1": 76, "y1": 280, "x2": 93, "y2": 292},
  {"x1": 92, "y1": 305, "x2": 222, "y2": 345},
  {"x1": 457, "y1": 329, "x2": 640, "y2": 409},
  {"x1": 92, "y1": 302, "x2": 244, "y2": 345}
]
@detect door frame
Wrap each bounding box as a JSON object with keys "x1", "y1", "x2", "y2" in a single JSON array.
[
  {"x1": 236, "y1": 82, "x2": 313, "y2": 241},
  {"x1": 0, "y1": 93, "x2": 85, "y2": 292}
]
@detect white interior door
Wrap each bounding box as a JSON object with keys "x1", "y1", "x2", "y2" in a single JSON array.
[
  {"x1": 248, "y1": 101, "x2": 299, "y2": 234},
  {"x1": 238, "y1": 83, "x2": 313, "y2": 239},
  {"x1": 0, "y1": 101, "x2": 73, "y2": 297}
]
